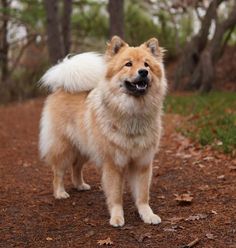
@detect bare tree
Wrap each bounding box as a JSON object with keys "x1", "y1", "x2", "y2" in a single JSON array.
[
  {"x1": 108, "y1": 0, "x2": 124, "y2": 38},
  {"x1": 61, "y1": 0, "x2": 72, "y2": 55},
  {"x1": 174, "y1": 0, "x2": 225, "y2": 90},
  {"x1": 191, "y1": 3, "x2": 236, "y2": 92},
  {"x1": 44, "y1": 0, "x2": 63, "y2": 64}
]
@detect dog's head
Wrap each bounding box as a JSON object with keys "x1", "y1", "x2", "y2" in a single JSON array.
[
  {"x1": 102, "y1": 36, "x2": 167, "y2": 114},
  {"x1": 104, "y1": 36, "x2": 167, "y2": 100}
]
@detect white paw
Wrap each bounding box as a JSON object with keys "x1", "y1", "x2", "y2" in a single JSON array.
[
  {"x1": 76, "y1": 183, "x2": 91, "y2": 191},
  {"x1": 138, "y1": 204, "x2": 161, "y2": 225},
  {"x1": 109, "y1": 216, "x2": 125, "y2": 227},
  {"x1": 54, "y1": 190, "x2": 70, "y2": 199},
  {"x1": 141, "y1": 213, "x2": 161, "y2": 225}
]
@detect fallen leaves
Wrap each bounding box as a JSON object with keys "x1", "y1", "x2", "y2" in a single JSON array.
[
  {"x1": 217, "y1": 175, "x2": 225, "y2": 180},
  {"x1": 17, "y1": 159, "x2": 31, "y2": 167},
  {"x1": 22, "y1": 162, "x2": 31, "y2": 167},
  {"x1": 163, "y1": 227, "x2": 177, "y2": 232},
  {"x1": 97, "y1": 237, "x2": 113, "y2": 246},
  {"x1": 210, "y1": 210, "x2": 217, "y2": 215},
  {"x1": 175, "y1": 193, "x2": 193, "y2": 205},
  {"x1": 198, "y1": 184, "x2": 210, "y2": 191},
  {"x1": 163, "y1": 211, "x2": 218, "y2": 238},
  {"x1": 164, "y1": 225, "x2": 185, "y2": 232},
  {"x1": 206, "y1": 233, "x2": 215, "y2": 240},
  {"x1": 129, "y1": 231, "x2": 152, "y2": 243},
  {"x1": 83, "y1": 217, "x2": 96, "y2": 227},
  {"x1": 167, "y1": 212, "x2": 212, "y2": 226},
  {"x1": 202, "y1": 156, "x2": 214, "y2": 161},
  {"x1": 85, "y1": 230, "x2": 95, "y2": 238},
  {"x1": 229, "y1": 165, "x2": 236, "y2": 171},
  {"x1": 167, "y1": 216, "x2": 184, "y2": 225},
  {"x1": 185, "y1": 214, "x2": 208, "y2": 221},
  {"x1": 137, "y1": 232, "x2": 152, "y2": 243},
  {"x1": 165, "y1": 216, "x2": 185, "y2": 232},
  {"x1": 174, "y1": 134, "x2": 198, "y2": 159}
]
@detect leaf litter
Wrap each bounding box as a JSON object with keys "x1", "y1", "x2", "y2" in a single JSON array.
[
  {"x1": 97, "y1": 237, "x2": 113, "y2": 246},
  {"x1": 175, "y1": 193, "x2": 193, "y2": 205},
  {"x1": 185, "y1": 214, "x2": 208, "y2": 221}
]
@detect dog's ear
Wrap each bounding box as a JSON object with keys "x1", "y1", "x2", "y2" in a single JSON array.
[
  {"x1": 142, "y1": 38, "x2": 165, "y2": 58},
  {"x1": 106, "y1": 36, "x2": 128, "y2": 58}
]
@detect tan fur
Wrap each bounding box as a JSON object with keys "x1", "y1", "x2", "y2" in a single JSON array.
[{"x1": 40, "y1": 37, "x2": 167, "y2": 227}]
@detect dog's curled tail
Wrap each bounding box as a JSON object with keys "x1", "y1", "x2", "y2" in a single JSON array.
[{"x1": 40, "y1": 52, "x2": 105, "y2": 92}]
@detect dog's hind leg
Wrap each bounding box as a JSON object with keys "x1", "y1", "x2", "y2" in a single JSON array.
[
  {"x1": 71, "y1": 154, "x2": 91, "y2": 191},
  {"x1": 52, "y1": 162, "x2": 70, "y2": 199},
  {"x1": 48, "y1": 142, "x2": 76, "y2": 199}
]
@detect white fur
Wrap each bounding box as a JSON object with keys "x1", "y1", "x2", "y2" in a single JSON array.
[
  {"x1": 40, "y1": 52, "x2": 106, "y2": 92},
  {"x1": 114, "y1": 150, "x2": 129, "y2": 167},
  {"x1": 110, "y1": 204, "x2": 125, "y2": 227},
  {"x1": 39, "y1": 103, "x2": 54, "y2": 159},
  {"x1": 89, "y1": 90, "x2": 160, "y2": 155},
  {"x1": 137, "y1": 204, "x2": 161, "y2": 224}
]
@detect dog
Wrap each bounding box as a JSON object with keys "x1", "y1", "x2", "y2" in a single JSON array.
[{"x1": 39, "y1": 36, "x2": 167, "y2": 227}]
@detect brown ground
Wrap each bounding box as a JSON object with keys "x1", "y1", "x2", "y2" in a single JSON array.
[{"x1": 0, "y1": 98, "x2": 236, "y2": 248}]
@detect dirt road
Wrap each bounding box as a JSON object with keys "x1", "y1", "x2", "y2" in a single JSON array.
[{"x1": 0, "y1": 99, "x2": 235, "y2": 248}]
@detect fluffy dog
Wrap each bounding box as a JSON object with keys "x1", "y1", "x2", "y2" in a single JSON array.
[{"x1": 39, "y1": 36, "x2": 167, "y2": 227}]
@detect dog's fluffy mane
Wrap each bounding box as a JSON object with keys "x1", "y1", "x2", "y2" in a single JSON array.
[{"x1": 40, "y1": 52, "x2": 106, "y2": 92}]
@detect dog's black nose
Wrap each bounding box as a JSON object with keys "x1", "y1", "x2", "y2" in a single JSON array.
[{"x1": 138, "y1": 69, "x2": 148, "y2": 78}]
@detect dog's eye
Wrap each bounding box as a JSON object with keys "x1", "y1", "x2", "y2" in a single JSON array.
[
  {"x1": 125, "y1": 62, "x2": 132, "y2": 67},
  {"x1": 144, "y1": 62, "x2": 149, "y2": 67}
]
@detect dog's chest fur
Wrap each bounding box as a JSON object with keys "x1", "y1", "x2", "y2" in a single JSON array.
[{"x1": 85, "y1": 89, "x2": 161, "y2": 164}]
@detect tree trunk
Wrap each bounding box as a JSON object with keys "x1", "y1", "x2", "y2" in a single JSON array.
[
  {"x1": 0, "y1": 0, "x2": 9, "y2": 82},
  {"x1": 190, "y1": 3, "x2": 236, "y2": 92},
  {"x1": 61, "y1": 0, "x2": 72, "y2": 55},
  {"x1": 43, "y1": 0, "x2": 63, "y2": 64},
  {"x1": 198, "y1": 51, "x2": 214, "y2": 92},
  {"x1": 174, "y1": 0, "x2": 225, "y2": 90},
  {"x1": 108, "y1": 0, "x2": 124, "y2": 39}
]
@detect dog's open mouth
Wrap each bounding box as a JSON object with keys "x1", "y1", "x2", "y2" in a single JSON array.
[{"x1": 124, "y1": 79, "x2": 149, "y2": 96}]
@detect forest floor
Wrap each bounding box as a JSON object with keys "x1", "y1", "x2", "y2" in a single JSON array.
[{"x1": 0, "y1": 98, "x2": 236, "y2": 248}]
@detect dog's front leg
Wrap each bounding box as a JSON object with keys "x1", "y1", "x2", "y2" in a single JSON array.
[
  {"x1": 129, "y1": 162, "x2": 161, "y2": 225},
  {"x1": 102, "y1": 161, "x2": 125, "y2": 227}
]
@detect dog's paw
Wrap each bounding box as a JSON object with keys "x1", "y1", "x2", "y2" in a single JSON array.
[
  {"x1": 141, "y1": 213, "x2": 161, "y2": 225},
  {"x1": 54, "y1": 190, "x2": 70, "y2": 199},
  {"x1": 109, "y1": 216, "x2": 125, "y2": 227},
  {"x1": 138, "y1": 204, "x2": 161, "y2": 225},
  {"x1": 76, "y1": 183, "x2": 91, "y2": 191}
]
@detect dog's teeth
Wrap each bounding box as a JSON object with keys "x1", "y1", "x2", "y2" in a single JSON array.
[{"x1": 136, "y1": 84, "x2": 147, "y2": 90}]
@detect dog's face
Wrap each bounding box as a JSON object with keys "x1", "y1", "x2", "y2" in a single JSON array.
[{"x1": 104, "y1": 36, "x2": 167, "y2": 109}]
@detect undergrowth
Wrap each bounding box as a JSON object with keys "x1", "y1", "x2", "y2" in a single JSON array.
[{"x1": 165, "y1": 92, "x2": 236, "y2": 154}]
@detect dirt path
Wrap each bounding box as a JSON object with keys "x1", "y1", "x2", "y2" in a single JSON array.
[{"x1": 0, "y1": 99, "x2": 235, "y2": 248}]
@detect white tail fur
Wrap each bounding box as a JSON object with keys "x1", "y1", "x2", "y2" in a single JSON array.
[{"x1": 40, "y1": 52, "x2": 106, "y2": 92}]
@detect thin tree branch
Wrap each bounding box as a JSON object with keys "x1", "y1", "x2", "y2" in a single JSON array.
[{"x1": 8, "y1": 36, "x2": 36, "y2": 76}]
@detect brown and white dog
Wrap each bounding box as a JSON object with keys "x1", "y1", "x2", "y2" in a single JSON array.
[{"x1": 39, "y1": 36, "x2": 167, "y2": 227}]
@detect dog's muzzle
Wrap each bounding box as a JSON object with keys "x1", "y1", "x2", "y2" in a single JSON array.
[{"x1": 124, "y1": 78, "x2": 150, "y2": 96}]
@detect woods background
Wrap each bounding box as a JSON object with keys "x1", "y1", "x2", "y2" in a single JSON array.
[{"x1": 0, "y1": 0, "x2": 236, "y2": 103}]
